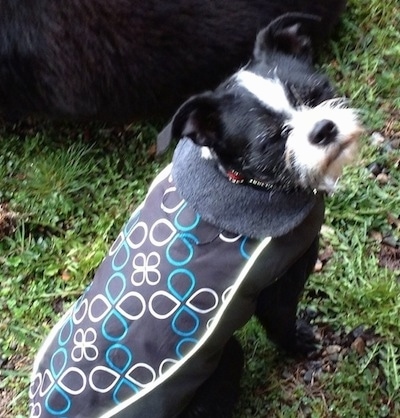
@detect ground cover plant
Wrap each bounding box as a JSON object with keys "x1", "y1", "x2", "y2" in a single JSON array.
[{"x1": 0, "y1": 0, "x2": 399, "y2": 416}]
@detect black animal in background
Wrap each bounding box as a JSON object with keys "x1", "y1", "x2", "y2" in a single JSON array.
[{"x1": 0, "y1": 0, "x2": 347, "y2": 122}]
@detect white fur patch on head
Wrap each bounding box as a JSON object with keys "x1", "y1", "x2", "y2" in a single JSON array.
[
  {"x1": 235, "y1": 70, "x2": 294, "y2": 115},
  {"x1": 285, "y1": 100, "x2": 362, "y2": 192},
  {"x1": 233, "y1": 69, "x2": 361, "y2": 192}
]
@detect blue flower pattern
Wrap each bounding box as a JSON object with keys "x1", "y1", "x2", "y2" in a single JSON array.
[{"x1": 29, "y1": 169, "x2": 256, "y2": 418}]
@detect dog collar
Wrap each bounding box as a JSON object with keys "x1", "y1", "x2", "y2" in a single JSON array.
[
  {"x1": 225, "y1": 168, "x2": 317, "y2": 194},
  {"x1": 227, "y1": 169, "x2": 275, "y2": 189},
  {"x1": 172, "y1": 139, "x2": 320, "y2": 238}
]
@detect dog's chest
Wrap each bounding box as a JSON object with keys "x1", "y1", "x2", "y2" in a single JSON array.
[{"x1": 30, "y1": 166, "x2": 263, "y2": 417}]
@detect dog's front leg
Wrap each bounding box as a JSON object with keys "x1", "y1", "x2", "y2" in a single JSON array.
[
  {"x1": 178, "y1": 337, "x2": 244, "y2": 418},
  {"x1": 255, "y1": 236, "x2": 319, "y2": 355}
]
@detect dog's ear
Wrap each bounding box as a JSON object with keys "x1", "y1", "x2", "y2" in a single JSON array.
[
  {"x1": 254, "y1": 13, "x2": 322, "y2": 60},
  {"x1": 171, "y1": 93, "x2": 222, "y2": 148},
  {"x1": 156, "y1": 93, "x2": 221, "y2": 155}
]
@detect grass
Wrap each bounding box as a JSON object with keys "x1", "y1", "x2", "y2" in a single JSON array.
[{"x1": 0, "y1": 0, "x2": 399, "y2": 416}]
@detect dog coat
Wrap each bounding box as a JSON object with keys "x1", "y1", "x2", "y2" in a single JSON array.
[{"x1": 29, "y1": 139, "x2": 324, "y2": 418}]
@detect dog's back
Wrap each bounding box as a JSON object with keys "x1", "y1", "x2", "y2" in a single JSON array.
[{"x1": 0, "y1": 0, "x2": 346, "y2": 121}]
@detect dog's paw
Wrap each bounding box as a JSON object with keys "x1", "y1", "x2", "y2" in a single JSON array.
[
  {"x1": 292, "y1": 319, "x2": 319, "y2": 356},
  {"x1": 273, "y1": 319, "x2": 318, "y2": 357}
]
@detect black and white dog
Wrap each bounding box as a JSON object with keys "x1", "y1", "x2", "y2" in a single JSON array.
[
  {"x1": 29, "y1": 13, "x2": 361, "y2": 418},
  {"x1": 0, "y1": 0, "x2": 348, "y2": 122}
]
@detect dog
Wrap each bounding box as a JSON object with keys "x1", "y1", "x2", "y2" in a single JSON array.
[
  {"x1": 0, "y1": 0, "x2": 348, "y2": 122},
  {"x1": 29, "y1": 13, "x2": 362, "y2": 418}
]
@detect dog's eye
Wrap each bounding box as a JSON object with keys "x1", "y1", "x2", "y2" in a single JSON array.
[
  {"x1": 257, "y1": 127, "x2": 288, "y2": 152},
  {"x1": 271, "y1": 126, "x2": 291, "y2": 142},
  {"x1": 286, "y1": 85, "x2": 303, "y2": 107},
  {"x1": 286, "y1": 79, "x2": 334, "y2": 108},
  {"x1": 266, "y1": 130, "x2": 281, "y2": 144}
]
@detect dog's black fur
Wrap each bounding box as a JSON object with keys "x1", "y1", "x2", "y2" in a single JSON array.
[
  {"x1": 0, "y1": 0, "x2": 347, "y2": 122},
  {"x1": 166, "y1": 13, "x2": 360, "y2": 418}
]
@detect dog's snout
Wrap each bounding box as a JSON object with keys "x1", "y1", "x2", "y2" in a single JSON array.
[{"x1": 309, "y1": 120, "x2": 338, "y2": 145}]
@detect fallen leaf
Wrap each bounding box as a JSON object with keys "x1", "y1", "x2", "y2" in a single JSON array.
[
  {"x1": 351, "y1": 337, "x2": 366, "y2": 355},
  {"x1": 61, "y1": 270, "x2": 72, "y2": 282}
]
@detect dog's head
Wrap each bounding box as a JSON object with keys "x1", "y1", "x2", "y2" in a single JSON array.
[{"x1": 163, "y1": 13, "x2": 362, "y2": 193}]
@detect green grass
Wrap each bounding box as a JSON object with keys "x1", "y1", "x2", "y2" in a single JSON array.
[{"x1": 1, "y1": 0, "x2": 399, "y2": 416}]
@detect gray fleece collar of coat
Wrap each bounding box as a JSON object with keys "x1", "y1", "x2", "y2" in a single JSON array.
[{"x1": 171, "y1": 138, "x2": 320, "y2": 239}]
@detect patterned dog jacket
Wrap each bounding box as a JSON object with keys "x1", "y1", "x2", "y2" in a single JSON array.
[{"x1": 29, "y1": 139, "x2": 324, "y2": 418}]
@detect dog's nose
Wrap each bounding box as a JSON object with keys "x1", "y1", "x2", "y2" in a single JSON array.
[{"x1": 309, "y1": 120, "x2": 338, "y2": 145}]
